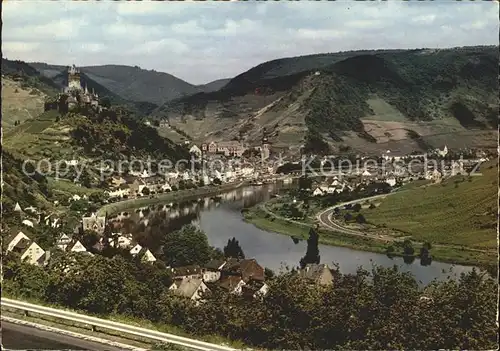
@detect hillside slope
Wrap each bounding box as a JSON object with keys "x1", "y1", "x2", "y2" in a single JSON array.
[
  {"x1": 363, "y1": 160, "x2": 498, "y2": 251},
  {"x1": 152, "y1": 46, "x2": 498, "y2": 153},
  {"x1": 29, "y1": 63, "x2": 226, "y2": 105},
  {"x1": 197, "y1": 78, "x2": 231, "y2": 93},
  {"x1": 1, "y1": 77, "x2": 48, "y2": 130}
]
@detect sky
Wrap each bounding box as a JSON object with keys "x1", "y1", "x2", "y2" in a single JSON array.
[{"x1": 2, "y1": 0, "x2": 498, "y2": 85}]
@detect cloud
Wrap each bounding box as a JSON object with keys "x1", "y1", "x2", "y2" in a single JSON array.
[{"x1": 2, "y1": 0, "x2": 498, "y2": 84}]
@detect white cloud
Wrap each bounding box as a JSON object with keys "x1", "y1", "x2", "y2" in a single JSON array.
[
  {"x1": 1, "y1": 1, "x2": 498, "y2": 84},
  {"x1": 131, "y1": 39, "x2": 189, "y2": 55},
  {"x1": 2, "y1": 42, "x2": 41, "y2": 54}
]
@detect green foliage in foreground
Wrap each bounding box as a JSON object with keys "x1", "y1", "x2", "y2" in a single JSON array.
[{"x1": 3, "y1": 249, "x2": 497, "y2": 350}]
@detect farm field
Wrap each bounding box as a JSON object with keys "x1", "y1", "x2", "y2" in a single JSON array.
[{"x1": 363, "y1": 160, "x2": 497, "y2": 250}]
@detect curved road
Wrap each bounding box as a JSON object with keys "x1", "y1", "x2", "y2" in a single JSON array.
[
  {"x1": 316, "y1": 193, "x2": 398, "y2": 241},
  {"x1": 262, "y1": 191, "x2": 491, "y2": 255}
]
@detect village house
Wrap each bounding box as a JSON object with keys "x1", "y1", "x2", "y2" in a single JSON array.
[
  {"x1": 82, "y1": 213, "x2": 106, "y2": 234},
  {"x1": 242, "y1": 280, "x2": 269, "y2": 299},
  {"x1": 203, "y1": 259, "x2": 227, "y2": 283},
  {"x1": 159, "y1": 119, "x2": 169, "y2": 128},
  {"x1": 129, "y1": 244, "x2": 143, "y2": 256},
  {"x1": 66, "y1": 239, "x2": 92, "y2": 256},
  {"x1": 109, "y1": 175, "x2": 127, "y2": 188},
  {"x1": 218, "y1": 276, "x2": 247, "y2": 295},
  {"x1": 137, "y1": 248, "x2": 157, "y2": 263},
  {"x1": 313, "y1": 187, "x2": 324, "y2": 197},
  {"x1": 14, "y1": 202, "x2": 23, "y2": 212},
  {"x1": 299, "y1": 264, "x2": 334, "y2": 286},
  {"x1": 202, "y1": 141, "x2": 246, "y2": 157},
  {"x1": 9, "y1": 237, "x2": 46, "y2": 266},
  {"x1": 221, "y1": 258, "x2": 265, "y2": 283},
  {"x1": 56, "y1": 233, "x2": 72, "y2": 251},
  {"x1": 171, "y1": 265, "x2": 204, "y2": 280},
  {"x1": 6, "y1": 231, "x2": 31, "y2": 252},
  {"x1": 106, "y1": 184, "x2": 131, "y2": 199},
  {"x1": 125, "y1": 176, "x2": 147, "y2": 197},
  {"x1": 108, "y1": 234, "x2": 133, "y2": 249},
  {"x1": 169, "y1": 278, "x2": 210, "y2": 301},
  {"x1": 22, "y1": 219, "x2": 34, "y2": 228},
  {"x1": 189, "y1": 145, "x2": 202, "y2": 157}
]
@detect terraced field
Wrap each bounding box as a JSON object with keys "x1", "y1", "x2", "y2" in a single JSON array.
[{"x1": 3, "y1": 110, "x2": 78, "y2": 160}]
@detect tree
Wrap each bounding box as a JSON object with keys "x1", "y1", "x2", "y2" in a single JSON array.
[
  {"x1": 299, "y1": 227, "x2": 320, "y2": 269},
  {"x1": 142, "y1": 187, "x2": 150, "y2": 196},
  {"x1": 223, "y1": 237, "x2": 245, "y2": 259},
  {"x1": 162, "y1": 225, "x2": 212, "y2": 267},
  {"x1": 89, "y1": 191, "x2": 107, "y2": 205},
  {"x1": 402, "y1": 239, "x2": 415, "y2": 256},
  {"x1": 352, "y1": 203, "x2": 362, "y2": 212},
  {"x1": 355, "y1": 214, "x2": 366, "y2": 224},
  {"x1": 80, "y1": 169, "x2": 92, "y2": 188},
  {"x1": 298, "y1": 175, "x2": 312, "y2": 191},
  {"x1": 212, "y1": 178, "x2": 222, "y2": 186}
]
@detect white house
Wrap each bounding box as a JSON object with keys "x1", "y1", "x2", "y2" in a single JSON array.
[
  {"x1": 189, "y1": 145, "x2": 202, "y2": 157},
  {"x1": 203, "y1": 259, "x2": 226, "y2": 283},
  {"x1": 71, "y1": 194, "x2": 82, "y2": 201},
  {"x1": 20, "y1": 241, "x2": 46, "y2": 266},
  {"x1": 14, "y1": 202, "x2": 22, "y2": 212},
  {"x1": 69, "y1": 240, "x2": 87, "y2": 253},
  {"x1": 22, "y1": 219, "x2": 34, "y2": 228},
  {"x1": 106, "y1": 184, "x2": 130, "y2": 198},
  {"x1": 219, "y1": 276, "x2": 247, "y2": 295},
  {"x1": 362, "y1": 170, "x2": 372, "y2": 177},
  {"x1": 161, "y1": 182, "x2": 172, "y2": 192},
  {"x1": 82, "y1": 213, "x2": 106, "y2": 234},
  {"x1": 182, "y1": 171, "x2": 191, "y2": 181},
  {"x1": 385, "y1": 177, "x2": 397, "y2": 187},
  {"x1": 169, "y1": 278, "x2": 210, "y2": 301},
  {"x1": 56, "y1": 233, "x2": 72, "y2": 251},
  {"x1": 140, "y1": 249, "x2": 157, "y2": 263},
  {"x1": 7, "y1": 231, "x2": 31, "y2": 252},
  {"x1": 130, "y1": 244, "x2": 143, "y2": 256}
]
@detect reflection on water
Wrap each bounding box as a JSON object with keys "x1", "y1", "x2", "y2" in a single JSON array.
[{"x1": 117, "y1": 181, "x2": 475, "y2": 285}]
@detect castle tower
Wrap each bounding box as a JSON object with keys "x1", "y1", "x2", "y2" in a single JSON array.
[{"x1": 68, "y1": 64, "x2": 82, "y2": 91}]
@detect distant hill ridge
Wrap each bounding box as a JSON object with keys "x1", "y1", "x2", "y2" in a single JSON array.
[
  {"x1": 29, "y1": 62, "x2": 230, "y2": 105},
  {"x1": 152, "y1": 45, "x2": 498, "y2": 153}
]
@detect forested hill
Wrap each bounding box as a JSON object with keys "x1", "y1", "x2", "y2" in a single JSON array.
[
  {"x1": 29, "y1": 62, "x2": 230, "y2": 105},
  {"x1": 1, "y1": 59, "x2": 60, "y2": 96},
  {"x1": 152, "y1": 46, "x2": 498, "y2": 152}
]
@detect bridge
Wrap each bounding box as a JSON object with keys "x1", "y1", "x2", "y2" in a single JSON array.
[{"x1": 2, "y1": 298, "x2": 239, "y2": 351}]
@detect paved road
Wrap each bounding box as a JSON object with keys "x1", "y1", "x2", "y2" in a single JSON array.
[
  {"x1": 2, "y1": 320, "x2": 129, "y2": 351},
  {"x1": 316, "y1": 193, "x2": 492, "y2": 253},
  {"x1": 316, "y1": 193, "x2": 397, "y2": 241},
  {"x1": 2, "y1": 298, "x2": 237, "y2": 351}
]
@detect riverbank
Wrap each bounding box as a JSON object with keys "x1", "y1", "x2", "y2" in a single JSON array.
[
  {"x1": 242, "y1": 205, "x2": 496, "y2": 267},
  {"x1": 97, "y1": 181, "x2": 248, "y2": 216}
]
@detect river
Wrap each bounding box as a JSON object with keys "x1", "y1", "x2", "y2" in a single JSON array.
[{"x1": 118, "y1": 181, "x2": 475, "y2": 285}]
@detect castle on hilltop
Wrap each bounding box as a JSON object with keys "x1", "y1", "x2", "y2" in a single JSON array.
[{"x1": 63, "y1": 65, "x2": 100, "y2": 111}]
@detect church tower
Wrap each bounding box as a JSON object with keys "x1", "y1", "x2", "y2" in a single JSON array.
[{"x1": 261, "y1": 128, "x2": 271, "y2": 161}]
